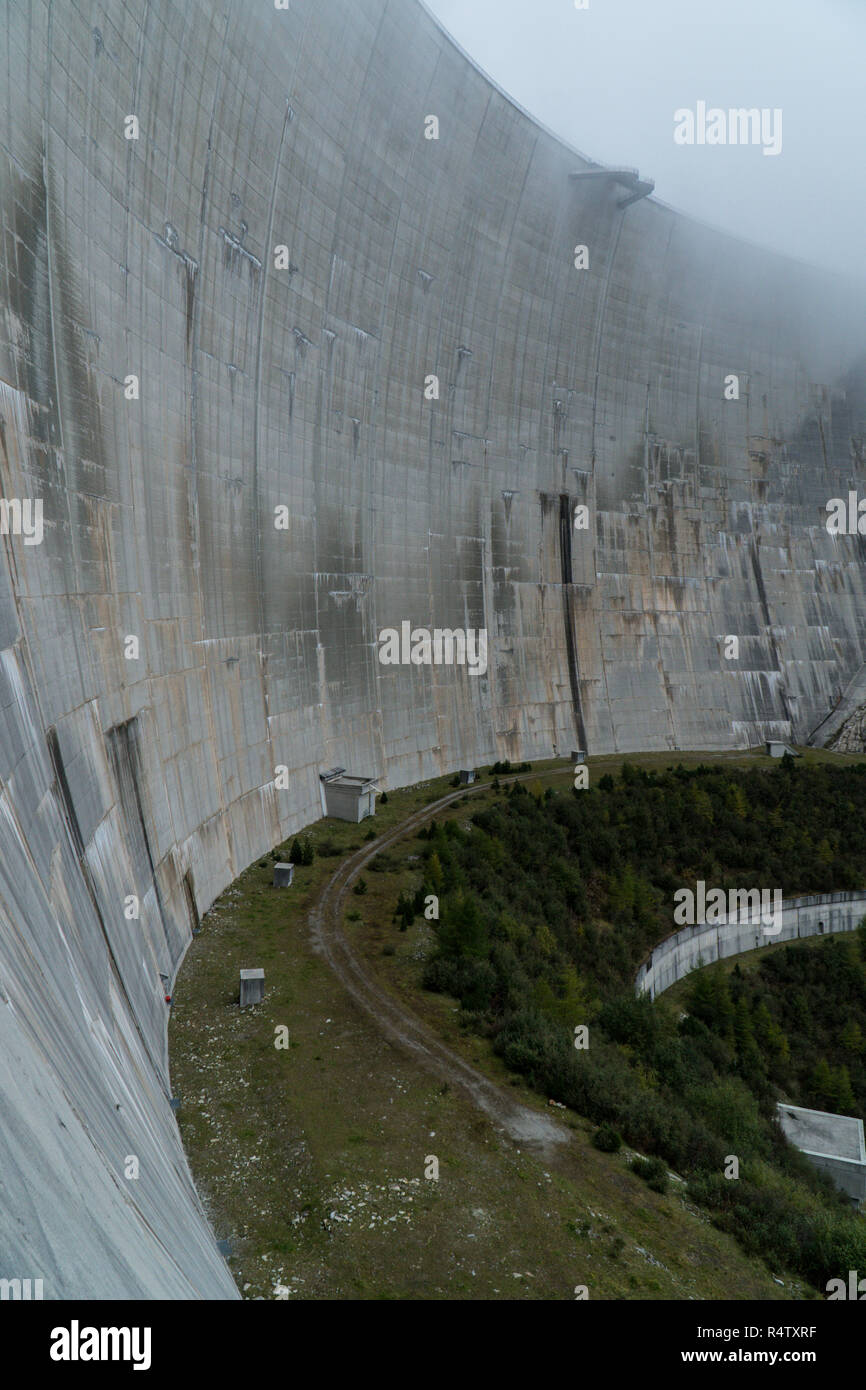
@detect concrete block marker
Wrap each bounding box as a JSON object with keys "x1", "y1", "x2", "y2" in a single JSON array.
[
  {"x1": 240, "y1": 968, "x2": 265, "y2": 1008},
  {"x1": 273, "y1": 862, "x2": 295, "y2": 887}
]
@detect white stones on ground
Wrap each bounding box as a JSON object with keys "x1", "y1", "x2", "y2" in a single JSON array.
[{"x1": 318, "y1": 1177, "x2": 423, "y2": 1234}]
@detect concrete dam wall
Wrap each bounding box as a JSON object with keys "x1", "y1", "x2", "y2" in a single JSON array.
[
  {"x1": 637, "y1": 891, "x2": 866, "y2": 1000},
  {"x1": 1, "y1": 0, "x2": 866, "y2": 1297}
]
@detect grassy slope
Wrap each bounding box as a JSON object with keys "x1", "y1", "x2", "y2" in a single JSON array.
[{"x1": 169, "y1": 751, "x2": 860, "y2": 1300}]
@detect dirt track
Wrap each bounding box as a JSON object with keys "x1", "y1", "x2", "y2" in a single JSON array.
[{"x1": 309, "y1": 775, "x2": 571, "y2": 1156}]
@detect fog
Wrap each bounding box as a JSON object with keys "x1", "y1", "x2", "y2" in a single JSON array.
[{"x1": 424, "y1": 0, "x2": 866, "y2": 283}]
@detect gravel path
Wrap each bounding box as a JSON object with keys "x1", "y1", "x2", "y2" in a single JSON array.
[{"x1": 309, "y1": 776, "x2": 571, "y2": 1157}]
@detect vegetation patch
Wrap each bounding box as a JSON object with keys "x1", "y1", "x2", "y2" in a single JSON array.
[
  {"x1": 170, "y1": 755, "x2": 817, "y2": 1299},
  {"x1": 361, "y1": 757, "x2": 866, "y2": 1293}
]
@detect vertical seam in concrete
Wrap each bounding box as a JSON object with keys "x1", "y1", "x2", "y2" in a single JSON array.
[
  {"x1": 589, "y1": 206, "x2": 627, "y2": 470},
  {"x1": 187, "y1": 9, "x2": 233, "y2": 878},
  {"x1": 252, "y1": 96, "x2": 294, "y2": 769},
  {"x1": 41, "y1": 2, "x2": 88, "y2": 706}
]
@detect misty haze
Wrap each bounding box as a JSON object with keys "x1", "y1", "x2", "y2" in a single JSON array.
[{"x1": 428, "y1": 0, "x2": 866, "y2": 282}]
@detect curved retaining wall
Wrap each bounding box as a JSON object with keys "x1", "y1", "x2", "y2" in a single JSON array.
[
  {"x1": 636, "y1": 891, "x2": 866, "y2": 999},
  {"x1": 2, "y1": 0, "x2": 866, "y2": 1296}
]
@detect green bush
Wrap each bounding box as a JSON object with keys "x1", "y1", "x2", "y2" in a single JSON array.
[
  {"x1": 630, "y1": 1156, "x2": 669, "y2": 1194},
  {"x1": 592, "y1": 1123, "x2": 622, "y2": 1153},
  {"x1": 393, "y1": 891, "x2": 416, "y2": 930},
  {"x1": 291, "y1": 835, "x2": 314, "y2": 866},
  {"x1": 423, "y1": 957, "x2": 498, "y2": 1013},
  {"x1": 369, "y1": 852, "x2": 395, "y2": 873},
  {"x1": 402, "y1": 760, "x2": 866, "y2": 1289}
]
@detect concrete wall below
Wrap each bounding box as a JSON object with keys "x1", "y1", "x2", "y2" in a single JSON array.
[{"x1": 636, "y1": 891, "x2": 866, "y2": 999}]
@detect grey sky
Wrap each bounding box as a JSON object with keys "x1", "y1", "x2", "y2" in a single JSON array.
[{"x1": 423, "y1": 0, "x2": 866, "y2": 283}]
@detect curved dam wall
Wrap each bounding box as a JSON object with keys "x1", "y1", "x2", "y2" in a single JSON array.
[
  {"x1": 1, "y1": 0, "x2": 866, "y2": 1297},
  {"x1": 636, "y1": 891, "x2": 866, "y2": 1000}
]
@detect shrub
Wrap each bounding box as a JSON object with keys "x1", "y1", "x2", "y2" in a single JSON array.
[
  {"x1": 598, "y1": 992, "x2": 659, "y2": 1051},
  {"x1": 630, "y1": 1155, "x2": 669, "y2": 1194},
  {"x1": 404, "y1": 760, "x2": 866, "y2": 1288},
  {"x1": 423, "y1": 957, "x2": 498, "y2": 1013},
  {"x1": 686, "y1": 1077, "x2": 768, "y2": 1158},
  {"x1": 353, "y1": 877, "x2": 368, "y2": 896},
  {"x1": 369, "y1": 852, "x2": 395, "y2": 873},
  {"x1": 392, "y1": 891, "x2": 416, "y2": 930},
  {"x1": 592, "y1": 1123, "x2": 622, "y2": 1153}
]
